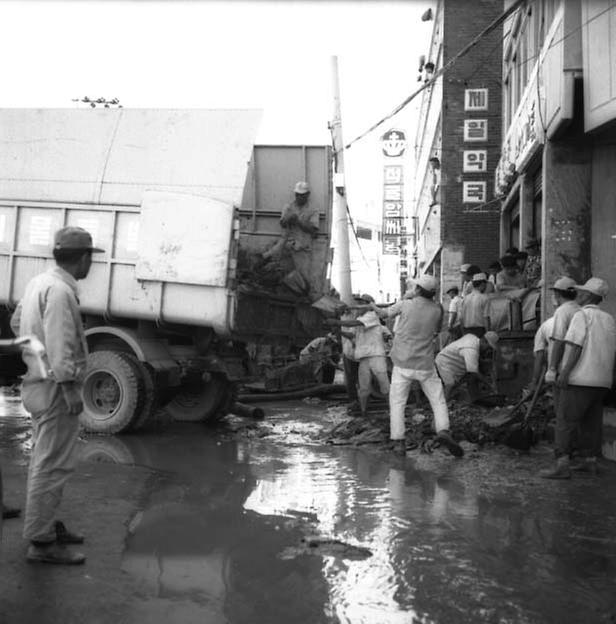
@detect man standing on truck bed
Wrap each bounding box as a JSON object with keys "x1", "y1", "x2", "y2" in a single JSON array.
[
  {"x1": 11, "y1": 227, "x2": 104, "y2": 565},
  {"x1": 263, "y1": 181, "x2": 320, "y2": 296}
]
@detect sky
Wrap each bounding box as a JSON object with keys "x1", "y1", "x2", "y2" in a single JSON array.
[{"x1": 0, "y1": 0, "x2": 433, "y2": 295}]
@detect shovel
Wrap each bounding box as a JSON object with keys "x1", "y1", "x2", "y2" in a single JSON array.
[
  {"x1": 482, "y1": 392, "x2": 532, "y2": 428},
  {"x1": 504, "y1": 375, "x2": 545, "y2": 451}
]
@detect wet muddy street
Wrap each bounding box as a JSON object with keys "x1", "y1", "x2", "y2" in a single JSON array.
[{"x1": 2, "y1": 391, "x2": 616, "y2": 624}]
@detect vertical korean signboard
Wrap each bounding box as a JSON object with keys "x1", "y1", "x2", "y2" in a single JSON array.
[
  {"x1": 381, "y1": 129, "x2": 407, "y2": 285},
  {"x1": 462, "y1": 88, "x2": 489, "y2": 210}
]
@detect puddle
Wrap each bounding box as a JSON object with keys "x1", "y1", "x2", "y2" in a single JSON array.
[{"x1": 3, "y1": 395, "x2": 616, "y2": 623}]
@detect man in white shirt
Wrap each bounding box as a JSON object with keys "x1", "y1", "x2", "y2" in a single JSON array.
[
  {"x1": 435, "y1": 331, "x2": 499, "y2": 398},
  {"x1": 373, "y1": 276, "x2": 464, "y2": 457},
  {"x1": 460, "y1": 273, "x2": 491, "y2": 336},
  {"x1": 540, "y1": 277, "x2": 616, "y2": 479}
]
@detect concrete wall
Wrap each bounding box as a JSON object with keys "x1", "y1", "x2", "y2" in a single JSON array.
[{"x1": 591, "y1": 140, "x2": 616, "y2": 319}]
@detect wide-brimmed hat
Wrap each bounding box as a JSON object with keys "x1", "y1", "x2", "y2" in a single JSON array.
[
  {"x1": 294, "y1": 181, "x2": 310, "y2": 195},
  {"x1": 445, "y1": 285, "x2": 459, "y2": 295},
  {"x1": 459, "y1": 263, "x2": 471, "y2": 273},
  {"x1": 472, "y1": 272, "x2": 487, "y2": 282},
  {"x1": 574, "y1": 277, "x2": 609, "y2": 298}
]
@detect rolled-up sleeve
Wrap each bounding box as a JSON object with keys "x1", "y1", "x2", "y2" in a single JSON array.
[
  {"x1": 460, "y1": 347, "x2": 479, "y2": 373},
  {"x1": 43, "y1": 286, "x2": 79, "y2": 382}
]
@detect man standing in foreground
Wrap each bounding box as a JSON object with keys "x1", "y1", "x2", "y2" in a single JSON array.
[
  {"x1": 374, "y1": 276, "x2": 464, "y2": 457},
  {"x1": 539, "y1": 278, "x2": 616, "y2": 479},
  {"x1": 11, "y1": 227, "x2": 104, "y2": 564}
]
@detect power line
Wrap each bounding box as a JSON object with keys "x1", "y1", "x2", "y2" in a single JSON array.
[{"x1": 342, "y1": 0, "x2": 527, "y2": 153}]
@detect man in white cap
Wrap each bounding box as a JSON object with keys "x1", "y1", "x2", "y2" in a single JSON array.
[
  {"x1": 326, "y1": 294, "x2": 391, "y2": 417},
  {"x1": 372, "y1": 275, "x2": 464, "y2": 457},
  {"x1": 264, "y1": 181, "x2": 320, "y2": 295},
  {"x1": 11, "y1": 226, "x2": 104, "y2": 564},
  {"x1": 435, "y1": 331, "x2": 499, "y2": 399},
  {"x1": 540, "y1": 277, "x2": 616, "y2": 478},
  {"x1": 459, "y1": 273, "x2": 491, "y2": 337},
  {"x1": 545, "y1": 277, "x2": 579, "y2": 385},
  {"x1": 445, "y1": 285, "x2": 463, "y2": 342}
]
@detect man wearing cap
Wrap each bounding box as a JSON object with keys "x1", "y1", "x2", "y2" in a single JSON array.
[
  {"x1": 299, "y1": 333, "x2": 340, "y2": 384},
  {"x1": 10, "y1": 226, "x2": 104, "y2": 564},
  {"x1": 326, "y1": 294, "x2": 391, "y2": 417},
  {"x1": 264, "y1": 181, "x2": 320, "y2": 295},
  {"x1": 524, "y1": 239, "x2": 542, "y2": 288},
  {"x1": 545, "y1": 277, "x2": 579, "y2": 386},
  {"x1": 459, "y1": 273, "x2": 491, "y2": 337},
  {"x1": 495, "y1": 255, "x2": 527, "y2": 292},
  {"x1": 372, "y1": 276, "x2": 464, "y2": 457},
  {"x1": 435, "y1": 331, "x2": 499, "y2": 399},
  {"x1": 540, "y1": 277, "x2": 616, "y2": 479}
]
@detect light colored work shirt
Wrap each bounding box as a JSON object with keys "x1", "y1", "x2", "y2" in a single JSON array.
[
  {"x1": 435, "y1": 333, "x2": 480, "y2": 387},
  {"x1": 460, "y1": 290, "x2": 491, "y2": 329},
  {"x1": 551, "y1": 299, "x2": 580, "y2": 342},
  {"x1": 533, "y1": 317, "x2": 555, "y2": 358},
  {"x1": 386, "y1": 297, "x2": 443, "y2": 370},
  {"x1": 354, "y1": 310, "x2": 390, "y2": 359},
  {"x1": 448, "y1": 295, "x2": 462, "y2": 327},
  {"x1": 564, "y1": 305, "x2": 616, "y2": 388},
  {"x1": 299, "y1": 336, "x2": 333, "y2": 363},
  {"x1": 11, "y1": 266, "x2": 88, "y2": 385}
]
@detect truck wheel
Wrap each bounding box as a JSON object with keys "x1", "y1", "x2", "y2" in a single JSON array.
[
  {"x1": 165, "y1": 374, "x2": 229, "y2": 423},
  {"x1": 80, "y1": 350, "x2": 140, "y2": 434},
  {"x1": 118, "y1": 353, "x2": 157, "y2": 432}
]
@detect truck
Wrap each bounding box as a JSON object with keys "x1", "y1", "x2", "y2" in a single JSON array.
[{"x1": 0, "y1": 109, "x2": 333, "y2": 433}]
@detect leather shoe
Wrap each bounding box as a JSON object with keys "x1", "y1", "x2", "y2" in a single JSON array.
[
  {"x1": 55, "y1": 520, "x2": 85, "y2": 545},
  {"x1": 27, "y1": 542, "x2": 85, "y2": 565},
  {"x1": 2, "y1": 504, "x2": 21, "y2": 519}
]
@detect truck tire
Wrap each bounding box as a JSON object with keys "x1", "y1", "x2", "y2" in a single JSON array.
[
  {"x1": 80, "y1": 350, "x2": 140, "y2": 434},
  {"x1": 165, "y1": 374, "x2": 230, "y2": 423},
  {"x1": 118, "y1": 353, "x2": 157, "y2": 432}
]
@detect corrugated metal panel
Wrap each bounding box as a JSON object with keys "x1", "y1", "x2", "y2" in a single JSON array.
[{"x1": 0, "y1": 108, "x2": 262, "y2": 207}]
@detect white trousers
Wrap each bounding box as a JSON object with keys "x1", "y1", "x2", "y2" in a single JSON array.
[{"x1": 389, "y1": 365, "x2": 450, "y2": 440}]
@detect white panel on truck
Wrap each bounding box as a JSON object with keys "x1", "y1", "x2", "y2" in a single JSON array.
[{"x1": 135, "y1": 191, "x2": 233, "y2": 287}]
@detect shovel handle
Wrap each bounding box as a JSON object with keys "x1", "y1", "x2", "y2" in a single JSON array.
[{"x1": 523, "y1": 367, "x2": 545, "y2": 424}]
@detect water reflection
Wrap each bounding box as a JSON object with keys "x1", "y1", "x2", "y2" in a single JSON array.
[{"x1": 10, "y1": 401, "x2": 614, "y2": 624}]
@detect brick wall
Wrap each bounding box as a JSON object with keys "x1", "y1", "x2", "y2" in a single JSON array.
[{"x1": 440, "y1": 0, "x2": 503, "y2": 273}]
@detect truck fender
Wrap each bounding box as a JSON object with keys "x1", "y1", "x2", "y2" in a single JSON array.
[{"x1": 85, "y1": 326, "x2": 180, "y2": 376}]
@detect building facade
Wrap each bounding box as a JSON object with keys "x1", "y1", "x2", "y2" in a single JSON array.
[
  {"x1": 495, "y1": 0, "x2": 616, "y2": 459},
  {"x1": 412, "y1": 0, "x2": 504, "y2": 293}
]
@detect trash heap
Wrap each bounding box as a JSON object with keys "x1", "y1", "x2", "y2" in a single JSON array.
[{"x1": 322, "y1": 391, "x2": 556, "y2": 452}]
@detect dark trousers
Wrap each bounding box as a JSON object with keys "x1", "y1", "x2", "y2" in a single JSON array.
[
  {"x1": 555, "y1": 385, "x2": 607, "y2": 458},
  {"x1": 343, "y1": 356, "x2": 359, "y2": 403}
]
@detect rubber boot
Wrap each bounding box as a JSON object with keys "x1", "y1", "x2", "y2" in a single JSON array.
[{"x1": 539, "y1": 456, "x2": 571, "y2": 479}]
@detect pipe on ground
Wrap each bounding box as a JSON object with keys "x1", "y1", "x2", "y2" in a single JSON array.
[{"x1": 237, "y1": 383, "x2": 348, "y2": 403}]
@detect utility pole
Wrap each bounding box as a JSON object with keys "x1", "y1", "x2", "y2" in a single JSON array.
[{"x1": 330, "y1": 56, "x2": 353, "y2": 305}]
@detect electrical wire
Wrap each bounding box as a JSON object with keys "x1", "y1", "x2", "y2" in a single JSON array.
[{"x1": 342, "y1": 0, "x2": 527, "y2": 153}]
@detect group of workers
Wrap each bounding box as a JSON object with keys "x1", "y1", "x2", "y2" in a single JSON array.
[
  {"x1": 530, "y1": 276, "x2": 616, "y2": 479},
  {"x1": 307, "y1": 252, "x2": 615, "y2": 481},
  {"x1": 322, "y1": 275, "x2": 503, "y2": 458}
]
